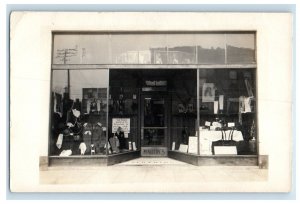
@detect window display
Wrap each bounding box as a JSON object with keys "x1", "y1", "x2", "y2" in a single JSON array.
[
  {"x1": 169, "y1": 70, "x2": 197, "y2": 154},
  {"x1": 109, "y1": 70, "x2": 140, "y2": 154},
  {"x1": 50, "y1": 69, "x2": 109, "y2": 156},
  {"x1": 199, "y1": 69, "x2": 257, "y2": 155},
  {"x1": 51, "y1": 32, "x2": 257, "y2": 163}
]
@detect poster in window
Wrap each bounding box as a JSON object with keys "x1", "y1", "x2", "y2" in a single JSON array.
[
  {"x1": 202, "y1": 83, "x2": 215, "y2": 102},
  {"x1": 82, "y1": 88, "x2": 107, "y2": 114},
  {"x1": 187, "y1": 103, "x2": 194, "y2": 113},
  {"x1": 177, "y1": 103, "x2": 186, "y2": 113}
]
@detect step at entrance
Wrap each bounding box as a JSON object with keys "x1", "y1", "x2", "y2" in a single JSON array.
[{"x1": 115, "y1": 157, "x2": 189, "y2": 166}]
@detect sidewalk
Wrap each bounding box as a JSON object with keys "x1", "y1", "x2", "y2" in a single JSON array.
[{"x1": 39, "y1": 158, "x2": 268, "y2": 192}]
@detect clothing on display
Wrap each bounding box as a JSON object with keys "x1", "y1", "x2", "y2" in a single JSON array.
[
  {"x1": 79, "y1": 142, "x2": 87, "y2": 155},
  {"x1": 115, "y1": 131, "x2": 127, "y2": 150},
  {"x1": 57, "y1": 106, "x2": 84, "y2": 155},
  {"x1": 59, "y1": 149, "x2": 72, "y2": 157},
  {"x1": 82, "y1": 121, "x2": 106, "y2": 154},
  {"x1": 109, "y1": 135, "x2": 120, "y2": 153},
  {"x1": 56, "y1": 133, "x2": 63, "y2": 149},
  {"x1": 82, "y1": 123, "x2": 93, "y2": 153}
]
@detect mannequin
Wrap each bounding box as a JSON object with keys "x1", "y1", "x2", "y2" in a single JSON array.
[
  {"x1": 115, "y1": 127, "x2": 126, "y2": 150},
  {"x1": 109, "y1": 132, "x2": 120, "y2": 154},
  {"x1": 82, "y1": 122, "x2": 93, "y2": 154},
  {"x1": 118, "y1": 94, "x2": 125, "y2": 115},
  {"x1": 64, "y1": 103, "x2": 83, "y2": 155},
  {"x1": 90, "y1": 99, "x2": 97, "y2": 113},
  {"x1": 82, "y1": 121, "x2": 105, "y2": 155},
  {"x1": 92, "y1": 122, "x2": 105, "y2": 154},
  {"x1": 96, "y1": 99, "x2": 101, "y2": 113}
]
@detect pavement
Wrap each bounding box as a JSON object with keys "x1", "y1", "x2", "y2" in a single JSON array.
[{"x1": 39, "y1": 157, "x2": 268, "y2": 192}]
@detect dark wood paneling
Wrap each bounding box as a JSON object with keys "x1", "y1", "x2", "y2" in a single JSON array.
[
  {"x1": 197, "y1": 155, "x2": 258, "y2": 166},
  {"x1": 168, "y1": 151, "x2": 199, "y2": 165},
  {"x1": 48, "y1": 151, "x2": 258, "y2": 167},
  {"x1": 168, "y1": 151, "x2": 258, "y2": 166},
  {"x1": 107, "y1": 151, "x2": 140, "y2": 165},
  {"x1": 49, "y1": 156, "x2": 108, "y2": 166},
  {"x1": 49, "y1": 151, "x2": 141, "y2": 167}
]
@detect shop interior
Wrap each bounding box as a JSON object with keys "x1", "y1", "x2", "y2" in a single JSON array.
[{"x1": 50, "y1": 68, "x2": 256, "y2": 159}]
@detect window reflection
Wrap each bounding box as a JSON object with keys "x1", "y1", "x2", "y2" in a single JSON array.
[
  {"x1": 111, "y1": 34, "x2": 167, "y2": 64},
  {"x1": 50, "y1": 69, "x2": 108, "y2": 156},
  {"x1": 199, "y1": 69, "x2": 257, "y2": 155},
  {"x1": 53, "y1": 33, "x2": 255, "y2": 65},
  {"x1": 226, "y1": 34, "x2": 256, "y2": 64},
  {"x1": 53, "y1": 34, "x2": 111, "y2": 64}
]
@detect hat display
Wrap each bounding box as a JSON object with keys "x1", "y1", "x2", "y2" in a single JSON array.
[{"x1": 72, "y1": 109, "x2": 81, "y2": 118}]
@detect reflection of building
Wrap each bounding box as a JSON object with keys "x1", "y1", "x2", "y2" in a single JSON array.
[
  {"x1": 116, "y1": 50, "x2": 151, "y2": 64},
  {"x1": 115, "y1": 45, "x2": 255, "y2": 65},
  {"x1": 226, "y1": 45, "x2": 256, "y2": 63},
  {"x1": 48, "y1": 32, "x2": 265, "y2": 169}
]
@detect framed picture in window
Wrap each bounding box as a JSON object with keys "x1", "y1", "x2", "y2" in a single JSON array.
[
  {"x1": 229, "y1": 70, "x2": 237, "y2": 79},
  {"x1": 187, "y1": 103, "x2": 194, "y2": 113},
  {"x1": 177, "y1": 103, "x2": 186, "y2": 113},
  {"x1": 202, "y1": 83, "x2": 215, "y2": 102}
]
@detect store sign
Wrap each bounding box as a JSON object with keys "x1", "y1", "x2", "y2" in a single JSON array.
[
  {"x1": 112, "y1": 118, "x2": 130, "y2": 133},
  {"x1": 142, "y1": 87, "x2": 167, "y2": 92},
  {"x1": 145, "y1": 80, "x2": 167, "y2": 86},
  {"x1": 141, "y1": 147, "x2": 167, "y2": 157}
]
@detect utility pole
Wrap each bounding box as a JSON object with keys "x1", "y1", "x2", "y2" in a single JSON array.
[{"x1": 55, "y1": 46, "x2": 78, "y2": 64}]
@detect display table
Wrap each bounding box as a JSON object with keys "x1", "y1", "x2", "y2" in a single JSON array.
[{"x1": 199, "y1": 130, "x2": 244, "y2": 155}]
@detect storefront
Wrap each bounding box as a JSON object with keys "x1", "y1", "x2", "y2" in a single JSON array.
[{"x1": 50, "y1": 32, "x2": 259, "y2": 166}]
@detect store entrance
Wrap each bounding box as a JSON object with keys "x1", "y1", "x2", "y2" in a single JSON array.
[
  {"x1": 109, "y1": 69, "x2": 197, "y2": 157},
  {"x1": 140, "y1": 93, "x2": 169, "y2": 156}
]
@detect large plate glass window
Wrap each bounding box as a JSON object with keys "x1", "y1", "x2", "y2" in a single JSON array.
[
  {"x1": 50, "y1": 69, "x2": 108, "y2": 156},
  {"x1": 199, "y1": 68, "x2": 257, "y2": 156}
]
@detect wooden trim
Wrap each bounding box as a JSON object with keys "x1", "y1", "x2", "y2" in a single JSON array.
[
  {"x1": 52, "y1": 31, "x2": 257, "y2": 35},
  {"x1": 48, "y1": 151, "x2": 140, "y2": 166},
  {"x1": 168, "y1": 151, "x2": 258, "y2": 166},
  {"x1": 52, "y1": 64, "x2": 257, "y2": 70},
  {"x1": 197, "y1": 69, "x2": 200, "y2": 155},
  {"x1": 107, "y1": 151, "x2": 140, "y2": 165},
  {"x1": 106, "y1": 70, "x2": 109, "y2": 156}
]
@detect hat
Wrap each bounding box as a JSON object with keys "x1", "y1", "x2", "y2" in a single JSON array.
[{"x1": 72, "y1": 109, "x2": 81, "y2": 118}]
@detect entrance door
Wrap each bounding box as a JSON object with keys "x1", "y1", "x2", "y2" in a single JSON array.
[{"x1": 141, "y1": 94, "x2": 168, "y2": 156}]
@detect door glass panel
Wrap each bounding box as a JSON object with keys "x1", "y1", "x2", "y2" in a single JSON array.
[
  {"x1": 143, "y1": 129, "x2": 165, "y2": 146},
  {"x1": 144, "y1": 98, "x2": 165, "y2": 127},
  {"x1": 142, "y1": 96, "x2": 166, "y2": 147}
]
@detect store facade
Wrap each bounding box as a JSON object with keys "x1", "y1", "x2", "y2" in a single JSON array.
[{"x1": 50, "y1": 32, "x2": 260, "y2": 166}]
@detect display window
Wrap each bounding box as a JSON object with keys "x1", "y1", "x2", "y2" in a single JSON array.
[
  {"x1": 50, "y1": 32, "x2": 257, "y2": 161},
  {"x1": 199, "y1": 69, "x2": 257, "y2": 156},
  {"x1": 169, "y1": 70, "x2": 197, "y2": 154},
  {"x1": 50, "y1": 69, "x2": 109, "y2": 156},
  {"x1": 108, "y1": 70, "x2": 140, "y2": 153}
]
